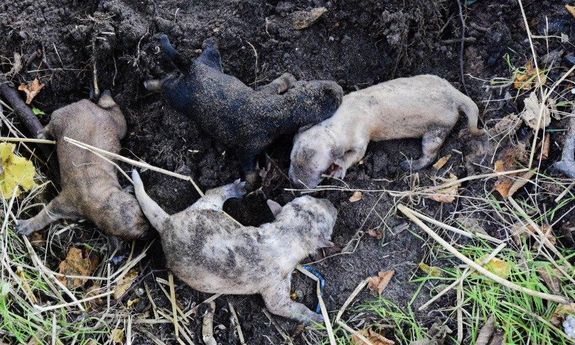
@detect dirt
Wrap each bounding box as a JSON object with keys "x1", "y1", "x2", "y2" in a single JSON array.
[{"x1": 1, "y1": 0, "x2": 574, "y2": 344}]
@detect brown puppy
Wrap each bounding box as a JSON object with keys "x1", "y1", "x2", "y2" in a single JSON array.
[
  {"x1": 16, "y1": 92, "x2": 150, "y2": 240},
  {"x1": 131, "y1": 169, "x2": 337, "y2": 324},
  {"x1": 289, "y1": 74, "x2": 484, "y2": 188}
]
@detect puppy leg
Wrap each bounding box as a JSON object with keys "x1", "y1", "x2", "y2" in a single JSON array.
[
  {"x1": 261, "y1": 278, "x2": 323, "y2": 325},
  {"x1": 16, "y1": 195, "x2": 79, "y2": 236},
  {"x1": 196, "y1": 38, "x2": 222, "y2": 71},
  {"x1": 333, "y1": 146, "x2": 368, "y2": 179},
  {"x1": 256, "y1": 73, "x2": 297, "y2": 94},
  {"x1": 401, "y1": 127, "x2": 450, "y2": 171},
  {"x1": 190, "y1": 180, "x2": 247, "y2": 211}
]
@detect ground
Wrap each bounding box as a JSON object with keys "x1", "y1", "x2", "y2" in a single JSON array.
[{"x1": 1, "y1": 0, "x2": 575, "y2": 344}]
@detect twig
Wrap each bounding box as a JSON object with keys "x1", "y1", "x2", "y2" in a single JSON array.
[
  {"x1": 0, "y1": 136, "x2": 56, "y2": 144},
  {"x1": 335, "y1": 278, "x2": 369, "y2": 322},
  {"x1": 456, "y1": 0, "x2": 469, "y2": 95},
  {"x1": 183, "y1": 294, "x2": 222, "y2": 318},
  {"x1": 168, "y1": 273, "x2": 180, "y2": 339},
  {"x1": 0, "y1": 76, "x2": 44, "y2": 137},
  {"x1": 398, "y1": 204, "x2": 570, "y2": 304},
  {"x1": 228, "y1": 302, "x2": 247, "y2": 345},
  {"x1": 202, "y1": 301, "x2": 217, "y2": 345}
]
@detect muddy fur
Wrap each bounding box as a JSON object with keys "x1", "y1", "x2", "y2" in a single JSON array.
[
  {"x1": 16, "y1": 92, "x2": 150, "y2": 240},
  {"x1": 289, "y1": 74, "x2": 484, "y2": 188},
  {"x1": 132, "y1": 169, "x2": 337, "y2": 324},
  {"x1": 146, "y1": 34, "x2": 343, "y2": 185}
]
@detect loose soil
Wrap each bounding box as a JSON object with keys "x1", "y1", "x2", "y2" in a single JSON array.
[{"x1": 1, "y1": 0, "x2": 573, "y2": 344}]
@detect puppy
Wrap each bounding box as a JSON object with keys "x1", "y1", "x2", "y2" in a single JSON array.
[
  {"x1": 289, "y1": 74, "x2": 484, "y2": 188},
  {"x1": 16, "y1": 92, "x2": 150, "y2": 240},
  {"x1": 145, "y1": 35, "x2": 343, "y2": 186},
  {"x1": 131, "y1": 169, "x2": 337, "y2": 324}
]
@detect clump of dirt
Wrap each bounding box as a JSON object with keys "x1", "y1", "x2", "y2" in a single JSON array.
[{"x1": 1, "y1": 0, "x2": 573, "y2": 344}]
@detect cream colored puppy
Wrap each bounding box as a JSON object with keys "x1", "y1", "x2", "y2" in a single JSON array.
[{"x1": 289, "y1": 75, "x2": 483, "y2": 188}]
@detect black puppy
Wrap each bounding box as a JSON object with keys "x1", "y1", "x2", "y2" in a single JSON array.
[{"x1": 145, "y1": 35, "x2": 343, "y2": 186}]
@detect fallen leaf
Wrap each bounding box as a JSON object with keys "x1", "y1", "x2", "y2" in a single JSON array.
[
  {"x1": 428, "y1": 173, "x2": 460, "y2": 203},
  {"x1": 58, "y1": 247, "x2": 100, "y2": 289},
  {"x1": 367, "y1": 270, "x2": 395, "y2": 295},
  {"x1": 520, "y1": 92, "x2": 552, "y2": 130},
  {"x1": 367, "y1": 228, "x2": 384, "y2": 240},
  {"x1": 432, "y1": 154, "x2": 451, "y2": 170},
  {"x1": 352, "y1": 328, "x2": 395, "y2": 345},
  {"x1": 111, "y1": 328, "x2": 125, "y2": 344},
  {"x1": 0, "y1": 143, "x2": 37, "y2": 199},
  {"x1": 537, "y1": 267, "x2": 562, "y2": 294},
  {"x1": 349, "y1": 191, "x2": 363, "y2": 202},
  {"x1": 113, "y1": 269, "x2": 139, "y2": 299},
  {"x1": 551, "y1": 303, "x2": 575, "y2": 326},
  {"x1": 418, "y1": 263, "x2": 443, "y2": 277},
  {"x1": 492, "y1": 114, "x2": 521, "y2": 136},
  {"x1": 477, "y1": 257, "x2": 511, "y2": 279},
  {"x1": 18, "y1": 78, "x2": 45, "y2": 104},
  {"x1": 513, "y1": 60, "x2": 547, "y2": 90},
  {"x1": 475, "y1": 315, "x2": 495, "y2": 345},
  {"x1": 506, "y1": 170, "x2": 536, "y2": 197},
  {"x1": 32, "y1": 107, "x2": 46, "y2": 117},
  {"x1": 85, "y1": 282, "x2": 105, "y2": 309},
  {"x1": 541, "y1": 133, "x2": 551, "y2": 160},
  {"x1": 29, "y1": 231, "x2": 45, "y2": 247},
  {"x1": 127, "y1": 298, "x2": 140, "y2": 308},
  {"x1": 566, "y1": 4, "x2": 575, "y2": 19},
  {"x1": 292, "y1": 7, "x2": 327, "y2": 30},
  {"x1": 455, "y1": 216, "x2": 487, "y2": 235}
]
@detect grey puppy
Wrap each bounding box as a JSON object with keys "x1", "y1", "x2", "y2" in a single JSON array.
[
  {"x1": 290, "y1": 74, "x2": 484, "y2": 188},
  {"x1": 16, "y1": 92, "x2": 150, "y2": 240},
  {"x1": 131, "y1": 169, "x2": 337, "y2": 324}
]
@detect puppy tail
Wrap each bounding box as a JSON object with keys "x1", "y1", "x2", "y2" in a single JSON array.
[
  {"x1": 131, "y1": 170, "x2": 170, "y2": 233},
  {"x1": 159, "y1": 34, "x2": 188, "y2": 72},
  {"x1": 459, "y1": 97, "x2": 484, "y2": 136}
]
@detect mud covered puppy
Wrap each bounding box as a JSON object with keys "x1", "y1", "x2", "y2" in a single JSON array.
[
  {"x1": 145, "y1": 34, "x2": 343, "y2": 185},
  {"x1": 16, "y1": 92, "x2": 150, "y2": 240},
  {"x1": 131, "y1": 169, "x2": 337, "y2": 324},
  {"x1": 289, "y1": 74, "x2": 484, "y2": 188}
]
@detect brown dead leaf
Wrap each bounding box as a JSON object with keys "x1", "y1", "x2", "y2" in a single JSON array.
[
  {"x1": 292, "y1": 7, "x2": 328, "y2": 30},
  {"x1": 367, "y1": 228, "x2": 384, "y2": 240},
  {"x1": 512, "y1": 223, "x2": 556, "y2": 246},
  {"x1": 113, "y1": 269, "x2": 139, "y2": 299},
  {"x1": 428, "y1": 173, "x2": 460, "y2": 203},
  {"x1": 541, "y1": 133, "x2": 551, "y2": 160},
  {"x1": 506, "y1": 170, "x2": 536, "y2": 198},
  {"x1": 566, "y1": 4, "x2": 575, "y2": 18},
  {"x1": 351, "y1": 328, "x2": 395, "y2": 345},
  {"x1": 494, "y1": 160, "x2": 514, "y2": 198},
  {"x1": 349, "y1": 191, "x2": 363, "y2": 203},
  {"x1": 456, "y1": 216, "x2": 488, "y2": 235},
  {"x1": 367, "y1": 270, "x2": 395, "y2": 296},
  {"x1": 551, "y1": 303, "x2": 575, "y2": 326},
  {"x1": 537, "y1": 267, "x2": 562, "y2": 294},
  {"x1": 29, "y1": 231, "x2": 45, "y2": 247},
  {"x1": 18, "y1": 78, "x2": 45, "y2": 104},
  {"x1": 432, "y1": 154, "x2": 451, "y2": 170},
  {"x1": 58, "y1": 247, "x2": 100, "y2": 289},
  {"x1": 492, "y1": 114, "x2": 522, "y2": 136}
]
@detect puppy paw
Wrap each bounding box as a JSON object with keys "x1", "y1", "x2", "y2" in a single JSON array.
[
  {"x1": 230, "y1": 179, "x2": 247, "y2": 198},
  {"x1": 15, "y1": 219, "x2": 35, "y2": 236}
]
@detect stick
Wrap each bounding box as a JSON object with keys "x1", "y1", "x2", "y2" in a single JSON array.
[
  {"x1": 168, "y1": 273, "x2": 180, "y2": 339},
  {"x1": 0, "y1": 76, "x2": 44, "y2": 137},
  {"x1": 0, "y1": 136, "x2": 55, "y2": 144},
  {"x1": 397, "y1": 204, "x2": 570, "y2": 304},
  {"x1": 202, "y1": 301, "x2": 217, "y2": 345},
  {"x1": 228, "y1": 302, "x2": 247, "y2": 345},
  {"x1": 335, "y1": 278, "x2": 369, "y2": 322}
]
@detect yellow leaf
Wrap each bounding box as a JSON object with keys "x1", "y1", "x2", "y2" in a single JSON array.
[
  {"x1": 433, "y1": 155, "x2": 451, "y2": 170},
  {"x1": 0, "y1": 143, "x2": 36, "y2": 199},
  {"x1": 551, "y1": 303, "x2": 575, "y2": 326},
  {"x1": 114, "y1": 269, "x2": 139, "y2": 299},
  {"x1": 58, "y1": 247, "x2": 100, "y2": 289},
  {"x1": 418, "y1": 263, "x2": 443, "y2": 277},
  {"x1": 351, "y1": 328, "x2": 395, "y2": 345},
  {"x1": 111, "y1": 329, "x2": 125, "y2": 344},
  {"x1": 349, "y1": 191, "x2": 363, "y2": 203},
  {"x1": 127, "y1": 298, "x2": 140, "y2": 308},
  {"x1": 478, "y1": 256, "x2": 511, "y2": 279}
]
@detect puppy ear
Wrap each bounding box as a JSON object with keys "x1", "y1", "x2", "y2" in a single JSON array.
[{"x1": 266, "y1": 199, "x2": 282, "y2": 217}]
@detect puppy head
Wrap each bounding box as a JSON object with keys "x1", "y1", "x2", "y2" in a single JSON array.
[
  {"x1": 289, "y1": 126, "x2": 344, "y2": 188},
  {"x1": 273, "y1": 195, "x2": 337, "y2": 250}
]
